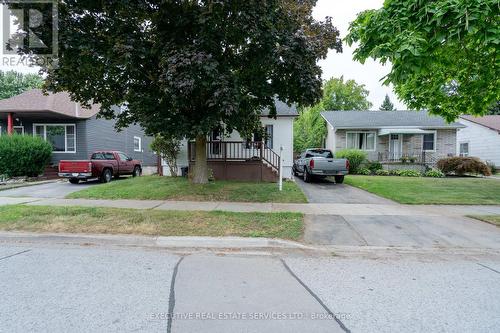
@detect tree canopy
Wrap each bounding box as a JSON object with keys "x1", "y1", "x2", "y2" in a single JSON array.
[
  {"x1": 346, "y1": 0, "x2": 500, "y2": 121},
  {"x1": 379, "y1": 94, "x2": 395, "y2": 111},
  {"x1": 294, "y1": 76, "x2": 372, "y2": 151},
  {"x1": 7, "y1": 0, "x2": 341, "y2": 183},
  {"x1": 0, "y1": 70, "x2": 44, "y2": 100},
  {"x1": 322, "y1": 76, "x2": 372, "y2": 111}
]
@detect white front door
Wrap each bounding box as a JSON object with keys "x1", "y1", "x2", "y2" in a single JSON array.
[{"x1": 389, "y1": 134, "x2": 402, "y2": 159}]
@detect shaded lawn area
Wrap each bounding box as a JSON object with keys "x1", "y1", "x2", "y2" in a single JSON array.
[
  {"x1": 67, "y1": 176, "x2": 307, "y2": 203},
  {"x1": 0, "y1": 205, "x2": 304, "y2": 240},
  {"x1": 468, "y1": 215, "x2": 500, "y2": 227},
  {"x1": 344, "y1": 176, "x2": 500, "y2": 205}
]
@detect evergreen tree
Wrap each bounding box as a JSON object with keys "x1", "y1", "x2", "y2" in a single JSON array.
[{"x1": 379, "y1": 94, "x2": 395, "y2": 111}]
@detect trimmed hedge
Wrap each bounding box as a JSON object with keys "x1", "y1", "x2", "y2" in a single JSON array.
[
  {"x1": 336, "y1": 149, "x2": 367, "y2": 174},
  {"x1": 437, "y1": 157, "x2": 491, "y2": 176},
  {"x1": 0, "y1": 135, "x2": 52, "y2": 177}
]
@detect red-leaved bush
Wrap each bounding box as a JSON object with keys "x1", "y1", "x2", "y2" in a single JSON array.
[{"x1": 437, "y1": 157, "x2": 491, "y2": 176}]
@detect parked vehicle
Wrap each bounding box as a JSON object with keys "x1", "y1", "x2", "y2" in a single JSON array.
[
  {"x1": 59, "y1": 151, "x2": 142, "y2": 184},
  {"x1": 293, "y1": 148, "x2": 349, "y2": 183}
]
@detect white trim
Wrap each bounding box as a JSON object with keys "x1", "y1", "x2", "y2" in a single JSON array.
[
  {"x1": 133, "y1": 136, "x2": 142, "y2": 152},
  {"x1": 33, "y1": 123, "x2": 77, "y2": 154},
  {"x1": 421, "y1": 130, "x2": 437, "y2": 152},
  {"x1": 459, "y1": 141, "x2": 470, "y2": 157},
  {"x1": 389, "y1": 133, "x2": 404, "y2": 154},
  {"x1": 346, "y1": 131, "x2": 377, "y2": 151},
  {"x1": 13, "y1": 126, "x2": 24, "y2": 135}
]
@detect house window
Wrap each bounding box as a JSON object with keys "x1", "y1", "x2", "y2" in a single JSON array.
[
  {"x1": 13, "y1": 126, "x2": 24, "y2": 135},
  {"x1": 459, "y1": 142, "x2": 469, "y2": 157},
  {"x1": 210, "y1": 129, "x2": 221, "y2": 155},
  {"x1": 264, "y1": 125, "x2": 273, "y2": 149},
  {"x1": 346, "y1": 132, "x2": 376, "y2": 151},
  {"x1": 422, "y1": 133, "x2": 435, "y2": 151},
  {"x1": 134, "y1": 136, "x2": 142, "y2": 152},
  {"x1": 34, "y1": 124, "x2": 76, "y2": 153}
]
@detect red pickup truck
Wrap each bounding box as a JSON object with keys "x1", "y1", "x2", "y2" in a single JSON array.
[{"x1": 59, "y1": 151, "x2": 142, "y2": 184}]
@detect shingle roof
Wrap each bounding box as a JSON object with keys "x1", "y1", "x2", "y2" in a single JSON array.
[
  {"x1": 321, "y1": 110, "x2": 464, "y2": 129},
  {"x1": 461, "y1": 115, "x2": 500, "y2": 133},
  {"x1": 261, "y1": 100, "x2": 298, "y2": 117},
  {"x1": 0, "y1": 89, "x2": 100, "y2": 118}
]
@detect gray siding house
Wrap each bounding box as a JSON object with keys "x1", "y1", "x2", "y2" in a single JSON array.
[
  {"x1": 0, "y1": 89, "x2": 157, "y2": 169},
  {"x1": 321, "y1": 110, "x2": 465, "y2": 166}
]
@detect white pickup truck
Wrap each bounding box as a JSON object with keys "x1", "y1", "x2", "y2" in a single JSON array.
[{"x1": 293, "y1": 148, "x2": 349, "y2": 183}]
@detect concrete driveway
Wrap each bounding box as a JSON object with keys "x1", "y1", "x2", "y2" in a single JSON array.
[
  {"x1": 295, "y1": 177, "x2": 395, "y2": 204},
  {"x1": 1, "y1": 242, "x2": 499, "y2": 333},
  {"x1": 0, "y1": 180, "x2": 97, "y2": 198}
]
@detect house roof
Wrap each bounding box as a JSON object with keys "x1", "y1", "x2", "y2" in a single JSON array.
[
  {"x1": 321, "y1": 110, "x2": 464, "y2": 129},
  {"x1": 0, "y1": 89, "x2": 100, "y2": 119},
  {"x1": 460, "y1": 115, "x2": 500, "y2": 133},
  {"x1": 261, "y1": 100, "x2": 298, "y2": 117}
]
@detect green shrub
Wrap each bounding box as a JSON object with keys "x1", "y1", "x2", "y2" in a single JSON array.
[
  {"x1": 336, "y1": 149, "x2": 367, "y2": 174},
  {"x1": 388, "y1": 169, "x2": 400, "y2": 176},
  {"x1": 437, "y1": 157, "x2": 491, "y2": 176},
  {"x1": 424, "y1": 169, "x2": 445, "y2": 178},
  {"x1": 357, "y1": 168, "x2": 371, "y2": 175},
  {"x1": 365, "y1": 161, "x2": 383, "y2": 173},
  {"x1": 486, "y1": 161, "x2": 497, "y2": 175},
  {"x1": 375, "y1": 169, "x2": 390, "y2": 176},
  {"x1": 0, "y1": 135, "x2": 52, "y2": 177},
  {"x1": 395, "y1": 169, "x2": 421, "y2": 177}
]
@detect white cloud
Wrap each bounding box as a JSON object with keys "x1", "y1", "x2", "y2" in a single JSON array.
[{"x1": 313, "y1": 0, "x2": 406, "y2": 109}]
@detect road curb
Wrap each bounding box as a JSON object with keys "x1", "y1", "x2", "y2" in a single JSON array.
[
  {"x1": 0, "y1": 231, "x2": 499, "y2": 258},
  {"x1": 0, "y1": 231, "x2": 317, "y2": 253}
]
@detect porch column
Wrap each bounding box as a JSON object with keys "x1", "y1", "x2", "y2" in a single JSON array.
[{"x1": 7, "y1": 112, "x2": 13, "y2": 135}]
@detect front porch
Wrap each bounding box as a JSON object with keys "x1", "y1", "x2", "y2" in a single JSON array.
[
  {"x1": 188, "y1": 141, "x2": 281, "y2": 182},
  {"x1": 376, "y1": 130, "x2": 439, "y2": 166}
]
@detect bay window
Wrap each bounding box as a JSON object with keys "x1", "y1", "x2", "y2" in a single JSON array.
[{"x1": 34, "y1": 124, "x2": 76, "y2": 153}]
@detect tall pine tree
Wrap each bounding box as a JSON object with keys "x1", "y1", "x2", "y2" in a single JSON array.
[{"x1": 379, "y1": 94, "x2": 395, "y2": 111}]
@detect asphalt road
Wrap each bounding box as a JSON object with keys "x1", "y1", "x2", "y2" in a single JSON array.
[
  {"x1": 295, "y1": 177, "x2": 395, "y2": 204},
  {"x1": 1, "y1": 243, "x2": 499, "y2": 333},
  {"x1": 0, "y1": 181, "x2": 96, "y2": 198}
]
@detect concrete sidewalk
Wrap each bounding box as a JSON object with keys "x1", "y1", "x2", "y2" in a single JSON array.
[{"x1": 1, "y1": 196, "x2": 499, "y2": 217}]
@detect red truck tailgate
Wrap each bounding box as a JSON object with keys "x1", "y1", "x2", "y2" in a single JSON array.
[{"x1": 59, "y1": 160, "x2": 92, "y2": 173}]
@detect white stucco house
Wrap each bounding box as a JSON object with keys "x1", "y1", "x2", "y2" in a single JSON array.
[
  {"x1": 162, "y1": 101, "x2": 298, "y2": 181},
  {"x1": 457, "y1": 115, "x2": 500, "y2": 168}
]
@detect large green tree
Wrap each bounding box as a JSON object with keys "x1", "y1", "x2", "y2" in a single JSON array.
[
  {"x1": 6, "y1": 0, "x2": 341, "y2": 183},
  {"x1": 0, "y1": 70, "x2": 44, "y2": 100},
  {"x1": 294, "y1": 77, "x2": 372, "y2": 151},
  {"x1": 346, "y1": 0, "x2": 500, "y2": 121}
]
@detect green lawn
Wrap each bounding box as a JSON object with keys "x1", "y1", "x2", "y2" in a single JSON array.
[
  {"x1": 345, "y1": 176, "x2": 500, "y2": 205},
  {"x1": 0, "y1": 205, "x2": 304, "y2": 240},
  {"x1": 68, "y1": 176, "x2": 307, "y2": 203},
  {"x1": 468, "y1": 215, "x2": 500, "y2": 227}
]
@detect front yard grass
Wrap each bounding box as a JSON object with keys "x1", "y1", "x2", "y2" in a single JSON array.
[
  {"x1": 344, "y1": 176, "x2": 500, "y2": 205},
  {"x1": 67, "y1": 176, "x2": 307, "y2": 203},
  {"x1": 467, "y1": 215, "x2": 500, "y2": 227},
  {"x1": 0, "y1": 205, "x2": 304, "y2": 240}
]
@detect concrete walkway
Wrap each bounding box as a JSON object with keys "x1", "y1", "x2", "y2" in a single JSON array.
[{"x1": 2, "y1": 196, "x2": 500, "y2": 217}]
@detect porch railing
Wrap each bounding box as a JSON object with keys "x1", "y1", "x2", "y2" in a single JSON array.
[
  {"x1": 188, "y1": 141, "x2": 280, "y2": 172},
  {"x1": 377, "y1": 150, "x2": 438, "y2": 165}
]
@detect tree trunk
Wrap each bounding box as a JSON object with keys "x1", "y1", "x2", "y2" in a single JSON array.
[{"x1": 192, "y1": 135, "x2": 209, "y2": 184}]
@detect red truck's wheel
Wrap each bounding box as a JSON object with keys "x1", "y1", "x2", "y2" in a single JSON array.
[
  {"x1": 132, "y1": 166, "x2": 141, "y2": 177},
  {"x1": 69, "y1": 178, "x2": 79, "y2": 184},
  {"x1": 101, "y1": 169, "x2": 112, "y2": 183}
]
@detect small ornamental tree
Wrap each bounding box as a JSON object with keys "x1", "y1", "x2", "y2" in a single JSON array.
[
  {"x1": 151, "y1": 135, "x2": 182, "y2": 177},
  {"x1": 346, "y1": 0, "x2": 500, "y2": 121},
  {"x1": 7, "y1": 0, "x2": 342, "y2": 183}
]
